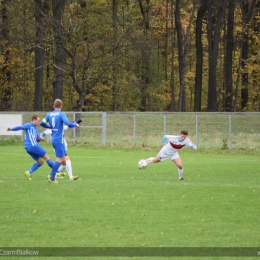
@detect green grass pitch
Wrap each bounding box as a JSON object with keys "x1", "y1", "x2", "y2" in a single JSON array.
[{"x1": 0, "y1": 143, "x2": 260, "y2": 260}]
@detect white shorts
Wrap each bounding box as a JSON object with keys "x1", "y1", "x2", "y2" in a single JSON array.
[{"x1": 157, "y1": 143, "x2": 180, "y2": 161}]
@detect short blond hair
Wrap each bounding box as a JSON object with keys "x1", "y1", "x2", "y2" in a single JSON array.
[{"x1": 53, "y1": 99, "x2": 63, "y2": 108}]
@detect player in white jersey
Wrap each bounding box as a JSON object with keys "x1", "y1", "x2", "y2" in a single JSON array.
[{"x1": 140, "y1": 130, "x2": 197, "y2": 180}]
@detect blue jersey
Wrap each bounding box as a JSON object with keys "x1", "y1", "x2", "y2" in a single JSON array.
[
  {"x1": 11, "y1": 123, "x2": 40, "y2": 149},
  {"x1": 41, "y1": 110, "x2": 77, "y2": 143}
]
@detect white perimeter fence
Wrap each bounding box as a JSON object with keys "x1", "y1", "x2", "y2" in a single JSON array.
[{"x1": 1, "y1": 112, "x2": 260, "y2": 150}]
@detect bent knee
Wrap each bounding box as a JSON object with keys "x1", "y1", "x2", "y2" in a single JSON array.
[
  {"x1": 153, "y1": 158, "x2": 160, "y2": 163},
  {"x1": 38, "y1": 160, "x2": 44, "y2": 165}
]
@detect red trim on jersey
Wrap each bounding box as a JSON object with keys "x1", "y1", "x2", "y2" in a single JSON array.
[{"x1": 170, "y1": 142, "x2": 185, "y2": 149}]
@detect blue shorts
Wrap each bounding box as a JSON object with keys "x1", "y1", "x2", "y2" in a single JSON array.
[
  {"x1": 52, "y1": 141, "x2": 66, "y2": 158},
  {"x1": 26, "y1": 145, "x2": 47, "y2": 161}
]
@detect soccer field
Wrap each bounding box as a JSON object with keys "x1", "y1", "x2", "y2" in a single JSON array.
[{"x1": 0, "y1": 144, "x2": 259, "y2": 260}]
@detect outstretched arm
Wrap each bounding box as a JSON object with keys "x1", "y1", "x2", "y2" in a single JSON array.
[
  {"x1": 162, "y1": 135, "x2": 167, "y2": 145},
  {"x1": 162, "y1": 135, "x2": 178, "y2": 146},
  {"x1": 7, "y1": 126, "x2": 25, "y2": 131},
  {"x1": 64, "y1": 121, "x2": 78, "y2": 128},
  {"x1": 60, "y1": 113, "x2": 79, "y2": 128},
  {"x1": 37, "y1": 135, "x2": 43, "y2": 142},
  {"x1": 40, "y1": 129, "x2": 52, "y2": 137},
  {"x1": 190, "y1": 144, "x2": 197, "y2": 150},
  {"x1": 40, "y1": 121, "x2": 51, "y2": 129}
]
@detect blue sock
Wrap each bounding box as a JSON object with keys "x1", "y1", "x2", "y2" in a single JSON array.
[
  {"x1": 29, "y1": 162, "x2": 42, "y2": 174},
  {"x1": 50, "y1": 162, "x2": 61, "y2": 181},
  {"x1": 46, "y1": 159, "x2": 54, "y2": 168}
]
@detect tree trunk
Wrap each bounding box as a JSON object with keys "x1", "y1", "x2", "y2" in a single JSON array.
[
  {"x1": 165, "y1": 0, "x2": 169, "y2": 81},
  {"x1": 175, "y1": 0, "x2": 186, "y2": 111},
  {"x1": 240, "y1": 0, "x2": 257, "y2": 110},
  {"x1": 138, "y1": 0, "x2": 151, "y2": 111},
  {"x1": 207, "y1": 0, "x2": 227, "y2": 112},
  {"x1": 252, "y1": 4, "x2": 260, "y2": 110},
  {"x1": 52, "y1": 0, "x2": 66, "y2": 100},
  {"x1": 34, "y1": 0, "x2": 48, "y2": 111},
  {"x1": 169, "y1": 0, "x2": 175, "y2": 111},
  {"x1": 224, "y1": 0, "x2": 235, "y2": 112},
  {"x1": 175, "y1": 0, "x2": 196, "y2": 111},
  {"x1": 1, "y1": 0, "x2": 11, "y2": 111},
  {"x1": 112, "y1": 0, "x2": 118, "y2": 111},
  {"x1": 194, "y1": 0, "x2": 207, "y2": 111},
  {"x1": 241, "y1": 30, "x2": 249, "y2": 110}
]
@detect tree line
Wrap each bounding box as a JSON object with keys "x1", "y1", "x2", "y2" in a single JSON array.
[{"x1": 0, "y1": 0, "x2": 259, "y2": 112}]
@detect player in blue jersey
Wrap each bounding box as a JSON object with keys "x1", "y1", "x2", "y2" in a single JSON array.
[
  {"x1": 40, "y1": 99, "x2": 79, "y2": 183},
  {"x1": 6, "y1": 115, "x2": 54, "y2": 180},
  {"x1": 139, "y1": 130, "x2": 197, "y2": 180},
  {"x1": 40, "y1": 123, "x2": 80, "y2": 181}
]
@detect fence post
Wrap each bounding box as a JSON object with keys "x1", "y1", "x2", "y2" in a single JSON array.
[
  {"x1": 21, "y1": 112, "x2": 24, "y2": 141},
  {"x1": 102, "y1": 112, "x2": 106, "y2": 145},
  {"x1": 133, "y1": 114, "x2": 136, "y2": 146},
  {"x1": 229, "y1": 114, "x2": 232, "y2": 149},
  {"x1": 196, "y1": 114, "x2": 198, "y2": 148},
  {"x1": 72, "y1": 112, "x2": 76, "y2": 143},
  {"x1": 164, "y1": 114, "x2": 166, "y2": 135}
]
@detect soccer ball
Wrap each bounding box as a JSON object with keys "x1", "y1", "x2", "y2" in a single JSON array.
[{"x1": 138, "y1": 159, "x2": 147, "y2": 169}]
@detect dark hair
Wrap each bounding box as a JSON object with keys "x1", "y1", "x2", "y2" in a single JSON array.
[
  {"x1": 32, "y1": 115, "x2": 40, "y2": 121},
  {"x1": 180, "y1": 130, "x2": 188, "y2": 135}
]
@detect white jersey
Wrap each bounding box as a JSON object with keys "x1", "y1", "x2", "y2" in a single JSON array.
[
  {"x1": 164, "y1": 135, "x2": 194, "y2": 150},
  {"x1": 157, "y1": 135, "x2": 195, "y2": 161},
  {"x1": 43, "y1": 125, "x2": 68, "y2": 150}
]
